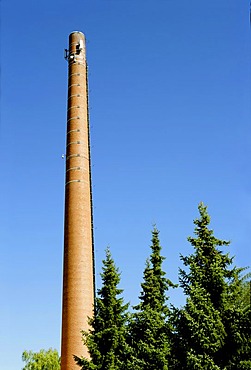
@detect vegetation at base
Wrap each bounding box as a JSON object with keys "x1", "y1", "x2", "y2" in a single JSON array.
[
  {"x1": 77, "y1": 203, "x2": 250, "y2": 370},
  {"x1": 22, "y1": 348, "x2": 60, "y2": 370},
  {"x1": 23, "y1": 203, "x2": 250, "y2": 369}
]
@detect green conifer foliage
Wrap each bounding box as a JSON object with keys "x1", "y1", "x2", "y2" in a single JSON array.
[
  {"x1": 179, "y1": 203, "x2": 231, "y2": 310},
  {"x1": 172, "y1": 203, "x2": 250, "y2": 370},
  {"x1": 75, "y1": 248, "x2": 130, "y2": 370},
  {"x1": 219, "y1": 273, "x2": 251, "y2": 369},
  {"x1": 129, "y1": 228, "x2": 176, "y2": 370}
]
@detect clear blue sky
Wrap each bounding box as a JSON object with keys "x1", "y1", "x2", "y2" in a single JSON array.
[{"x1": 1, "y1": 1, "x2": 250, "y2": 369}]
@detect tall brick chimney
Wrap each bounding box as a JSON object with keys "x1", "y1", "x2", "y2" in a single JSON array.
[{"x1": 61, "y1": 31, "x2": 95, "y2": 370}]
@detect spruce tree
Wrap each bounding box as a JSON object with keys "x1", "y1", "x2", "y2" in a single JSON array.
[
  {"x1": 128, "y1": 227, "x2": 176, "y2": 370},
  {"x1": 75, "y1": 248, "x2": 130, "y2": 370},
  {"x1": 171, "y1": 203, "x2": 249, "y2": 370}
]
